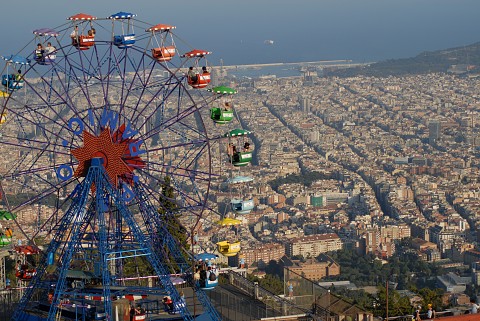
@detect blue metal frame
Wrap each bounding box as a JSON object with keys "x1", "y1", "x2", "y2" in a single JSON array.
[{"x1": 11, "y1": 158, "x2": 220, "y2": 321}]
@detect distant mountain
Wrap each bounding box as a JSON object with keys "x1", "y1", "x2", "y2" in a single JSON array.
[{"x1": 327, "y1": 42, "x2": 480, "y2": 77}]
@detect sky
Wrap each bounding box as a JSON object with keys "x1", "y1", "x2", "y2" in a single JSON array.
[{"x1": 2, "y1": 0, "x2": 480, "y2": 66}]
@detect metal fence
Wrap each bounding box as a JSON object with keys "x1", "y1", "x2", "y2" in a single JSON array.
[
  {"x1": 213, "y1": 270, "x2": 312, "y2": 321},
  {"x1": 284, "y1": 267, "x2": 330, "y2": 311}
]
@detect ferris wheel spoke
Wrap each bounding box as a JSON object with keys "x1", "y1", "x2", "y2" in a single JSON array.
[
  {"x1": 146, "y1": 137, "x2": 209, "y2": 154},
  {"x1": 0, "y1": 136, "x2": 70, "y2": 156},
  {"x1": 122, "y1": 53, "x2": 158, "y2": 119},
  {"x1": 9, "y1": 176, "x2": 76, "y2": 212},
  {"x1": 140, "y1": 164, "x2": 210, "y2": 183},
  {"x1": 146, "y1": 161, "x2": 215, "y2": 181},
  {"x1": 2, "y1": 98, "x2": 82, "y2": 149},
  {"x1": 4, "y1": 161, "x2": 77, "y2": 180},
  {"x1": 142, "y1": 105, "x2": 199, "y2": 141},
  {"x1": 133, "y1": 78, "x2": 181, "y2": 131}
]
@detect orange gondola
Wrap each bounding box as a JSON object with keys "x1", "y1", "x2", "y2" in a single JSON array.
[
  {"x1": 146, "y1": 24, "x2": 177, "y2": 62},
  {"x1": 182, "y1": 49, "x2": 212, "y2": 89},
  {"x1": 68, "y1": 13, "x2": 97, "y2": 50}
]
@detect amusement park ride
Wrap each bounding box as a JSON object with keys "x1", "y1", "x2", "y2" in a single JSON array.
[{"x1": 0, "y1": 10, "x2": 255, "y2": 321}]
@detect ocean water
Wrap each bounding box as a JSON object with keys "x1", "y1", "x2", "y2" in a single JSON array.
[{"x1": 226, "y1": 65, "x2": 303, "y2": 79}]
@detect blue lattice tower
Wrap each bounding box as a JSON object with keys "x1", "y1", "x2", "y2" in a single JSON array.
[
  {"x1": 11, "y1": 158, "x2": 221, "y2": 321},
  {"x1": 133, "y1": 184, "x2": 222, "y2": 321}
]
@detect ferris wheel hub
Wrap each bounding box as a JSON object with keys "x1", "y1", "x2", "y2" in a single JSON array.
[{"x1": 71, "y1": 128, "x2": 136, "y2": 187}]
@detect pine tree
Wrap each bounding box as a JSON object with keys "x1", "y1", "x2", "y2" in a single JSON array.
[{"x1": 158, "y1": 176, "x2": 190, "y2": 272}]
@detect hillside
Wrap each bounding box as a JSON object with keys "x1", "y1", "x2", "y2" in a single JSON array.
[{"x1": 328, "y1": 42, "x2": 480, "y2": 77}]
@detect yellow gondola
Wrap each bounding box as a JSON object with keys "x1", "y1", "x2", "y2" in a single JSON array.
[{"x1": 216, "y1": 240, "x2": 241, "y2": 257}]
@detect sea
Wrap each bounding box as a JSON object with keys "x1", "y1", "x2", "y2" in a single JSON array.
[
  {"x1": 223, "y1": 61, "x2": 355, "y2": 79},
  {"x1": 227, "y1": 65, "x2": 302, "y2": 79}
]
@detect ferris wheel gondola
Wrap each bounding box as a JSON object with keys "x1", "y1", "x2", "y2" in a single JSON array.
[
  {"x1": 216, "y1": 217, "x2": 242, "y2": 257},
  {"x1": 194, "y1": 252, "x2": 219, "y2": 290},
  {"x1": 32, "y1": 28, "x2": 59, "y2": 65},
  {"x1": 182, "y1": 49, "x2": 211, "y2": 88},
  {"x1": 208, "y1": 86, "x2": 237, "y2": 124},
  {"x1": 147, "y1": 23, "x2": 177, "y2": 62},
  {"x1": 225, "y1": 128, "x2": 253, "y2": 166},
  {"x1": 108, "y1": 11, "x2": 137, "y2": 48},
  {"x1": 1, "y1": 54, "x2": 28, "y2": 91},
  {"x1": 227, "y1": 176, "x2": 254, "y2": 214},
  {"x1": 67, "y1": 13, "x2": 97, "y2": 50}
]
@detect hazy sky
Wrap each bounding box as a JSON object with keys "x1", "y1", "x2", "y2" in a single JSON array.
[{"x1": 2, "y1": 0, "x2": 480, "y2": 65}]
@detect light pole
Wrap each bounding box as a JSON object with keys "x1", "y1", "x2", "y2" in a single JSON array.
[{"x1": 327, "y1": 289, "x2": 331, "y2": 321}]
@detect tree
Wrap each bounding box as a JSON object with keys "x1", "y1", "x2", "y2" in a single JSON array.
[{"x1": 158, "y1": 176, "x2": 190, "y2": 272}]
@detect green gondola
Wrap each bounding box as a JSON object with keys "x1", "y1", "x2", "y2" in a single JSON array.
[
  {"x1": 210, "y1": 108, "x2": 234, "y2": 124},
  {"x1": 225, "y1": 129, "x2": 253, "y2": 166},
  {"x1": 209, "y1": 86, "x2": 237, "y2": 124}
]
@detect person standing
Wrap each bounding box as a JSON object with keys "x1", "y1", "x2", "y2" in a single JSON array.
[
  {"x1": 129, "y1": 305, "x2": 135, "y2": 321},
  {"x1": 427, "y1": 304, "x2": 435, "y2": 319}
]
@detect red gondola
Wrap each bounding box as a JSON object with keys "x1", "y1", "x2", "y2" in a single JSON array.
[
  {"x1": 182, "y1": 49, "x2": 212, "y2": 89},
  {"x1": 68, "y1": 13, "x2": 97, "y2": 50},
  {"x1": 15, "y1": 245, "x2": 40, "y2": 255},
  {"x1": 146, "y1": 24, "x2": 177, "y2": 62},
  {"x1": 15, "y1": 263, "x2": 36, "y2": 281}
]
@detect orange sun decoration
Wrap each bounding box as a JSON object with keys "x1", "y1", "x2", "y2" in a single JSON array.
[{"x1": 71, "y1": 126, "x2": 145, "y2": 188}]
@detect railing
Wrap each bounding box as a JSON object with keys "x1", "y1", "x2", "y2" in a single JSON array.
[{"x1": 226, "y1": 270, "x2": 310, "y2": 318}]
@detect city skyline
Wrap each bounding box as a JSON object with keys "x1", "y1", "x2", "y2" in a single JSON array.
[{"x1": 1, "y1": 0, "x2": 480, "y2": 66}]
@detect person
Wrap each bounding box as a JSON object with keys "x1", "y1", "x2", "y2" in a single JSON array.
[
  {"x1": 88, "y1": 29, "x2": 94, "y2": 36},
  {"x1": 427, "y1": 304, "x2": 435, "y2": 319},
  {"x1": 471, "y1": 298, "x2": 479, "y2": 314},
  {"x1": 48, "y1": 290, "x2": 54, "y2": 304},
  {"x1": 134, "y1": 303, "x2": 144, "y2": 315},
  {"x1": 70, "y1": 26, "x2": 79, "y2": 45},
  {"x1": 129, "y1": 305, "x2": 135, "y2": 321},
  {"x1": 45, "y1": 42, "x2": 55, "y2": 55},
  {"x1": 227, "y1": 143, "x2": 235, "y2": 156},
  {"x1": 90, "y1": 27, "x2": 96, "y2": 36},
  {"x1": 224, "y1": 102, "x2": 231, "y2": 110},
  {"x1": 194, "y1": 268, "x2": 200, "y2": 281},
  {"x1": 202, "y1": 66, "x2": 208, "y2": 74},
  {"x1": 193, "y1": 232, "x2": 199, "y2": 245},
  {"x1": 199, "y1": 267, "x2": 207, "y2": 287},
  {"x1": 414, "y1": 306, "x2": 422, "y2": 321},
  {"x1": 15, "y1": 260, "x2": 24, "y2": 278},
  {"x1": 243, "y1": 142, "x2": 250, "y2": 151},
  {"x1": 35, "y1": 43, "x2": 44, "y2": 62},
  {"x1": 187, "y1": 67, "x2": 197, "y2": 83},
  {"x1": 15, "y1": 70, "x2": 23, "y2": 82},
  {"x1": 163, "y1": 296, "x2": 174, "y2": 313}
]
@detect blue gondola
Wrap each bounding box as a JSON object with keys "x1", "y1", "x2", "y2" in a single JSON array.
[
  {"x1": 1, "y1": 55, "x2": 29, "y2": 91},
  {"x1": 108, "y1": 12, "x2": 136, "y2": 49},
  {"x1": 231, "y1": 199, "x2": 254, "y2": 214},
  {"x1": 227, "y1": 176, "x2": 255, "y2": 214},
  {"x1": 195, "y1": 252, "x2": 218, "y2": 290}
]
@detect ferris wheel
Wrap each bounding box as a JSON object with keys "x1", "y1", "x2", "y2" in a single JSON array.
[{"x1": 0, "y1": 11, "x2": 225, "y2": 321}]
